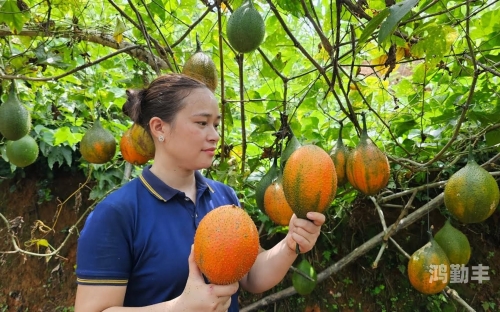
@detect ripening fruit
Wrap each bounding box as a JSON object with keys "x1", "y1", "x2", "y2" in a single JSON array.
[
  {"x1": 120, "y1": 127, "x2": 151, "y2": 166},
  {"x1": 193, "y1": 205, "x2": 259, "y2": 285},
  {"x1": 444, "y1": 154, "x2": 499, "y2": 223},
  {"x1": 129, "y1": 123, "x2": 155, "y2": 159},
  {"x1": 292, "y1": 258, "x2": 317, "y2": 296},
  {"x1": 263, "y1": 176, "x2": 294, "y2": 226},
  {"x1": 255, "y1": 157, "x2": 279, "y2": 213},
  {"x1": 330, "y1": 124, "x2": 349, "y2": 186},
  {"x1": 407, "y1": 236, "x2": 450, "y2": 295},
  {"x1": 182, "y1": 35, "x2": 218, "y2": 92},
  {"x1": 79, "y1": 119, "x2": 117, "y2": 164},
  {"x1": 346, "y1": 113, "x2": 390, "y2": 195},
  {"x1": 282, "y1": 144, "x2": 337, "y2": 219}
]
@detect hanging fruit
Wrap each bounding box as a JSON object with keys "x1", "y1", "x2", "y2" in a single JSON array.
[
  {"x1": 292, "y1": 258, "x2": 318, "y2": 296},
  {"x1": 330, "y1": 123, "x2": 349, "y2": 186},
  {"x1": 434, "y1": 219, "x2": 471, "y2": 266},
  {"x1": 6, "y1": 134, "x2": 39, "y2": 168},
  {"x1": 255, "y1": 157, "x2": 279, "y2": 213},
  {"x1": 346, "y1": 113, "x2": 390, "y2": 195},
  {"x1": 0, "y1": 83, "x2": 32, "y2": 141},
  {"x1": 263, "y1": 175, "x2": 294, "y2": 226},
  {"x1": 280, "y1": 130, "x2": 301, "y2": 171},
  {"x1": 79, "y1": 119, "x2": 117, "y2": 164},
  {"x1": 120, "y1": 127, "x2": 151, "y2": 166},
  {"x1": 407, "y1": 233, "x2": 450, "y2": 295},
  {"x1": 444, "y1": 150, "x2": 499, "y2": 224},
  {"x1": 129, "y1": 123, "x2": 155, "y2": 160},
  {"x1": 226, "y1": 0, "x2": 265, "y2": 53},
  {"x1": 182, "y1": 34, "x2": 218, "y2": 92},
  {"x1": 282, "y1": 144, "x2": 337, "y2": 219}
]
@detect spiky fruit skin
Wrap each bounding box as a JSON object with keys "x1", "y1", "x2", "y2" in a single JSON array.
[
  {"x1": 129, "y1": 123, "x2": 155, "y2": 159},
  {"x1": 0, "y1": 87, "x2": 31, "y2": 141},
  {"x1": 264, "y1": 178, "x2": 294, "y2": 226},
  {"x1": 182, "y1": 51, "x2": 218, "y2": 92},
  {"x1": 193, "y1": 204, "x2": 259, "y2": 285},
  {"x1": 292, "y1": 259, "x2": 317, "y2": 296},
  {"x1": 6, "y1": 135, "x2": 39, "y2": 168},
  {"x1": 79, "y1": 119, "x2": 117, "y2": 164},
  {"x1": 407, "y1": 239, "x2": 450, "y2": 295},
  {"x1": 434, "y1": 220, "x2": 471, "y2": 266},
  {"x1": 120, "y1": 127, "x2": 150, "y2": 166},
  {"x1": 226, "y1": 0, "x2": 265, "y2": 53},
  {"x1": 282, "y1": 144, "x2": 337, "y2": 219},
  {"x1": 346, "y1": 133, "x2": 390, "y2": 196},
  {"x1": 444, "y1": 160, "x2": 499, "y2": 223}
]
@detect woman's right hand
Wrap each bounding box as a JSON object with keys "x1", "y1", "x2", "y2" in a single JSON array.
[{"x1": 174, "y1": 245, "x2": 239, "y2": 311}]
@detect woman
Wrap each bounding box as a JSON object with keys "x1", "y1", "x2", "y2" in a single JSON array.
[{"x1": 74, "y1": 73, "x2": 325, "y2": 311}]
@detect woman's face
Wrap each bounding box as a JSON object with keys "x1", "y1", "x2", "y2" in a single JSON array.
[{"x1": 161, "y1": 88, "x2": 221, "y2": 170}]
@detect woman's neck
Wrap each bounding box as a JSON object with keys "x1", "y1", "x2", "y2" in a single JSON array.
[{"x1": 149, "y1": 163, "x2": 197, "y2": 198}]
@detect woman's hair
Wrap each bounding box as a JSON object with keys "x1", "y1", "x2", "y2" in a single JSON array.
[{"x1": 122, "y1": 73, "x2": 209, "y2": 132}]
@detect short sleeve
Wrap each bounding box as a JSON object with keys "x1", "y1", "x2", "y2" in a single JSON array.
[{"x1": 76, "y1": 199, "x2": 134, "y2": 286}]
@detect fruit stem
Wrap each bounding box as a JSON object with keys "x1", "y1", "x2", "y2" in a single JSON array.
[
  {"x1": 337, "y1": 121, "x2": 344, "y2": 147},
  {"x1": 360, "y1": 112, "x2": 368, "y2": 139},
  {"x1": 195, "y1": 33, "x2": 202, "y2": 53},
  {"x1": 467, "y1": 144, "x2": 474, "y2": 163}
]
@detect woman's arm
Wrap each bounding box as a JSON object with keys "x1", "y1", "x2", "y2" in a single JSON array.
[
  {"x1": 239, "y1": 212, "x2": 325, "y2": 294},
  {"x1": 75, "y1": 246, "x2": 239, "y2": 312}
]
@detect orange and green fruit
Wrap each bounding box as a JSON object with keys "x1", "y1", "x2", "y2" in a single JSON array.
[
  {"x1": 226, "y1": 0, "x2": 265, "y2": 53},
  {"x1": 79, "y1": 119, "x2": 116, "y2": 164},
  {"x1": 255, "y1": 157, "x2": 279, "y2": 213},
  {"x1": 434, "y1": 219, "x2": 471, "y2": 266},
  {"x1": 346, "y1": 113, "x2": 390, "y2": 195},
  {"x1": 129, "y1": 123, "x2": 155, "y2": 159},
  {"x1": 330, "y1": 124, "x2": 349, "y2": 186},
  {"x1": 263, "y1": 176, "x2": 294, "y2": 226},
  {"x1": 0, "y1": 84, "x2": 31, "y2": 141},
  {"x1": 193, "y1": 204, "x2": 259, "y2": 285},
  {"x1": 444, "y1": 155, "x2": 499, "y2": 223},
  {"x1": 407, "y1": 237, "x2": 450, "y2": 295},
  {"x1": 282, "y1": 144, "x2": 337, "y2": 219},
  {"x1": 120, "y1": 127, "x2": 151, "y2": 166},
  {"x1": 6, "y1": 135, "x2": 39, "y2": 168},
  {"x1": 182, "y1": 35, "x2": 218, "y2": 92},
  {"x1": 292, "y1": 258, "x2": 317, "y2": 296}
]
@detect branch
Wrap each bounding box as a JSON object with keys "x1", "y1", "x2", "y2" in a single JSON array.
[
  {"x1": 0, "y1": 25, "x2": 169, "y2": 71},
  {"x1": 0, "y1": 45, "x2": 141, "y2": 81},
  {"x1": 241, "y1": 193, "x2": 445, "y2": 311}
]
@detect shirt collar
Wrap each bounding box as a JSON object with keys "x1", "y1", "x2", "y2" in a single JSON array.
[{"x1": 139, "y1": 165, "x2": 214, "y2": 202}]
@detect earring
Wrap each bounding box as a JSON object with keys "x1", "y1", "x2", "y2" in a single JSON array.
[{"x1": 158, "y1": 135, "x2": 164, "y2": 142}]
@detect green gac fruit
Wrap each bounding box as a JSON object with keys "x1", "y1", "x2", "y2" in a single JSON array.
[
  {"x1": 0, "y1": 84, "x2": 32, "y2": 141},
  {"x1": 292, "y1": 258, "x2": 317, "y2": 296},
  {"x1": 434, "y1": 219, "x2": 471, "y2": 266},
  {"x1": 226, "y1": 0, "x2": 265, "y2": 53},
  {"x1": 79, "y1": 119, "x2": 117, "y2": 164},
  {"x1": 6, "y1": 135, "x2": 39, "y2": 168}
]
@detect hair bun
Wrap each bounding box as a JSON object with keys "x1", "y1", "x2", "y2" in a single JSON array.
[{"x1": 123, "y1": 89, "x2": 144, "y2": 123}]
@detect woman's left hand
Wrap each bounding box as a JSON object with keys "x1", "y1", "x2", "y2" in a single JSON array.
[{"x1": 285, "y1": 212, "x2": 325, "y2": 254}]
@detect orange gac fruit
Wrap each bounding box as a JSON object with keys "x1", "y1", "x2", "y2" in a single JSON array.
[
  {"x1": 346, "y1": 113, "x2": 390, "y2": 195},
  {"x1": 263, "y1": 177, "x2": 294, "y2": 226},
  {"x1": 282, "y1": 144, "x2": 337, "y2": 219},
  {"x1": 79, "y1": 119, "x2": 116, "y2": 164},
  {"x1": 120, "y1": 127, "x2": 151, "y2": 166},
  {"x1": 193, "y1": 204, "x2": 260, "y2": 285},
  {"x1": 129, "y1": 123, "x2": 155, "y2": 159},
  {"x1": 407, "y1": 237, "x2": 450, "y2": 295}
]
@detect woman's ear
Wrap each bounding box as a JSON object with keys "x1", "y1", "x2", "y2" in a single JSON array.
[{"x1": 148, "y1": 117, "x2": 165, "y2": 141}]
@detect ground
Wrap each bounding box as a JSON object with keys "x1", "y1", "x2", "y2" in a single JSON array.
[{"x1": 0, "y1": 163, "x2": 499, "y2": 312}]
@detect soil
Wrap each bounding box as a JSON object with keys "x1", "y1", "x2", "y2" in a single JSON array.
[{"x1": 0, "y1": 163, "x2": 499, "y2": 312}]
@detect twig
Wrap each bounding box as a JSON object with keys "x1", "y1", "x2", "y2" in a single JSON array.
[
  {"x1": 288, "y1": 265, "x2": 315, "y2": 282},
  {"x1": 383, "y1": 190, "x2": 416, "y2": 241},
  {"x1": 370, "y1": 196, "x2": 388, "y2": 268}
]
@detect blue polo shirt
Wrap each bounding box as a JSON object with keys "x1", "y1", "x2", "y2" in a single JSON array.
[{"x1": 76, "y1": 165, "x2": 241, "y2": 310}]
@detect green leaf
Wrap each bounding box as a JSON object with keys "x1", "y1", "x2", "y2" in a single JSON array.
[
  {"x1": 276, "y1": 0, "x2": 303, "y2": 17},
  {"x1": 47, "y1": 146, "x2": 73, "y2": 169},
  {"x1": 0, "y1": 0, "x2": 30, "y2": 34},
  {"x1": 357, "y1": 8, "x2": 389, "y2": 50},
  {"x1": 54, "y1": 126, "x2": 83, "y2": 146},
  {"x1": 378, "y1": 0, "x2": 418, "y2": 44}
]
